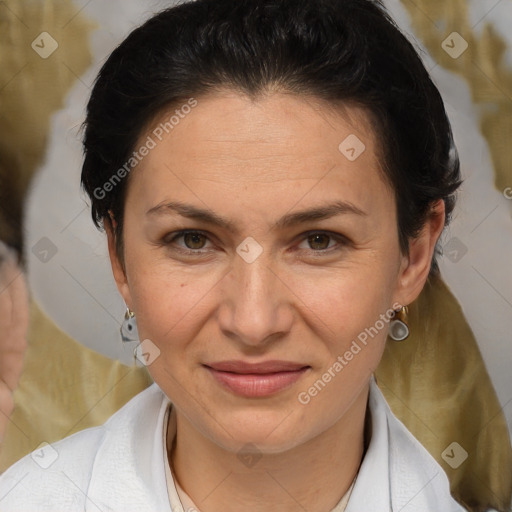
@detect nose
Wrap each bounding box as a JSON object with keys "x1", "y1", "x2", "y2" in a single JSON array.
[{"x1": 216, "y1": 249, "x2": 294, "y2": 348}]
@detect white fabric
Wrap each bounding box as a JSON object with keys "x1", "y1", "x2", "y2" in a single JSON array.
[{"x1": 0, "y1": 376, "x2": 467, "y2": 511}]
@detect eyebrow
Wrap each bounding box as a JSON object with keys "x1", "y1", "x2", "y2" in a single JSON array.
[{"x1": 146, "y1": 199, "x2": 367, "y2": 233}]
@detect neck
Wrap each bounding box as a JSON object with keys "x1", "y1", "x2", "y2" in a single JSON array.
[{"x1": 168, "y1": 384, "x2": 371, "y2": 512}]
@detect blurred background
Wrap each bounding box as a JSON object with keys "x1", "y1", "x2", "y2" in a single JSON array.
[{"x1": 0, "y1": 0, "x2": 511, "y2": 446}]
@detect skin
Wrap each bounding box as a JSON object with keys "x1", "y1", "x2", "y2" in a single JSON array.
[
  {"x1": 0, "y1": 243, "x2": 29, "y2": 448},
  {"x1": 107, "y1": 89, "x2": 445, "y2": 512}
]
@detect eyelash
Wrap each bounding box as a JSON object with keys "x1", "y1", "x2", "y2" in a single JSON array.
[{"x1": 162, "y1": 230, "x2": 349, "y2": 257}]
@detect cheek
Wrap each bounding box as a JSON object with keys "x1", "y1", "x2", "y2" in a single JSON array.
[
  {"x1": 289, "y1": 269, "x2": 393, "y2": 425},
  {"x1": 126, "y1": 253, "x2": 223, "y2": 349},
  {"x1": 290, "y1": 260, "x2": 397, "y2": 340},
  {"x1": 130, "y1": 275, "x2": 194, "y2": 341}
]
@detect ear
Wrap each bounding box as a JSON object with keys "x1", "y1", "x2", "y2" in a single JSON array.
[
  {"x1": 105, "y1": 215, "x2": 133, "y2": 310},
  {"x1": 393, "y1": 199, "x2": 445, "y2": 307}
]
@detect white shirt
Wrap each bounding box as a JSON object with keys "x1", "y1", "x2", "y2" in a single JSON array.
[{"x1": 0, "y1": 376, "x2": 467, "y2": 511}]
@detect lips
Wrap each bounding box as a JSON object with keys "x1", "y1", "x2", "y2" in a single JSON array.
[
  {"x1": 205, "y1": 360, "x2": 309, "y2": 374},
  {"x1": 203, "y1": 360, "x2": 311, "y2": 398}
]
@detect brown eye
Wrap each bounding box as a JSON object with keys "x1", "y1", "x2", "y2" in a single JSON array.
[
  {"x1": 182, "y1": 232, "x2": 207, "y2": 249},
  {"x1": 296, "y1": 231, "x2": 349, "y2": 255},
  {"x1": 307, "y1": 233, "x2": 331, "y2": 250},
  {"x1": 163, "y1": 230, "x2": 213, "y2": 254}
]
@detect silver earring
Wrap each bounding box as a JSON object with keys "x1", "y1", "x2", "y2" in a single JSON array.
[
  {"x1": 389, "y1": 305, "x2": 409, "y2": 341},
  {"x1": 120, "y1": 308, "x2": 139, "y2": 342}
]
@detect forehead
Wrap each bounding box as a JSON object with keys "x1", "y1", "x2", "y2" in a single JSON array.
[{"x1": 127, "y1": 90, "x2": 393, "y2": 223}]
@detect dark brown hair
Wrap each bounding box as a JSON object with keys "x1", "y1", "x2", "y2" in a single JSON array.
[{"x1": 80, "y1": 0, "x2": 462, "y2": 274}]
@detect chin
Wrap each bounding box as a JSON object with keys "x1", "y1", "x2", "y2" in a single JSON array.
[
  {"x1": 206, "y1": 409, "x2": 313, "y2": 455},
  {"x1": 220, "y1": 431, "x2": 306, "y2": 457}
]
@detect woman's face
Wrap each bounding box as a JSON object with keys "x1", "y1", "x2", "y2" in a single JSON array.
[{"x1": 108, "y1": 90, "x2": 442, "y2": 454}]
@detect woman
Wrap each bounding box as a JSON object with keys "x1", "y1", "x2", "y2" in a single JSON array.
[{"x1": 0, "y1": 0, "x2": 472, "y2": 509}]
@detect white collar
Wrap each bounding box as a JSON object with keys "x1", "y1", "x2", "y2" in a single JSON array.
[
  {"x1": 86, "y1": 383, "x2": 172, "y2": 512},
  {"x1": 348, "y1": 376, "x2": 465, "y2": 511},
  {"x1": 85, "y1": 376, "x2": 465, "y2": 511}
]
